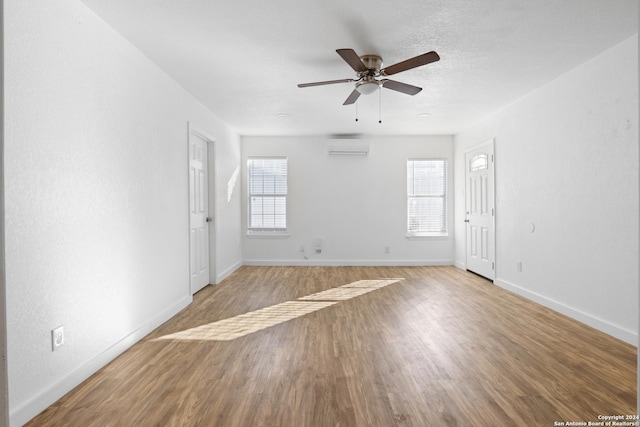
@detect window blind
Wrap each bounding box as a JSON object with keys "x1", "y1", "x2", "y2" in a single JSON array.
[
  {"x1": 248, "y1": 157, "x2": 288, "y2": 231},
  {"x1": 407, "y1": 159, "x2": 447, "y2": 235}
]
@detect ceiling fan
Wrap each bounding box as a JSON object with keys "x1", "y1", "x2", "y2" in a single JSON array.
[{"x1": 298, "y1": 48, "x2": 440, "y2": 105}]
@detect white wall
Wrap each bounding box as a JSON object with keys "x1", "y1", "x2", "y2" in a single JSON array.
[
  {"x1": 0, "y1": 0, "x2": 8, "y2": 424},
  {"x1": 454, "y1": 35, "x2": 639, "y2": 345},
  {"x1": 209, "y1": 128, "x2": 243, "y2": 284},
  {"x1": 242, "y1": 135, "x2": 454, "y2": 265},
  {"x1": 4, "y1": 1, "x2": 242, "y2": 425}
]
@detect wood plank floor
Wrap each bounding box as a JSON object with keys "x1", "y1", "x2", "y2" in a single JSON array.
[{"x1": 27, "y1": 266, "x2": 637, "y2": 426}]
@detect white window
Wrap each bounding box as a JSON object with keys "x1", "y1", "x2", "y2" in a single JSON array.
[
  {"x1": 247, "y1": 157, "x2": 288, "y2": 233},
  {"x1": 407, "y1": 159, "x2": 447, "y2": 236},
  {"x1": 470, "y1": 153, "x2": 488, "y2": 171}
]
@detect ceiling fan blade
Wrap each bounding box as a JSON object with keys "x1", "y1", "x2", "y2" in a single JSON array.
[
  {"x1": 380, "y1": 51, "x2": 440, "y2": 76},
  {"x1": 336, "y1": 49, "x2": 367, "y2": 73},
  {"x1": 381, "y1": 79, "x2": 422, "y2": 95},
  {"x1": 343, "y1": 89, "x2": 361, "y2": 105},
  {"x1": 298, "y1": 78, "x2": 355, "y2": 88}
]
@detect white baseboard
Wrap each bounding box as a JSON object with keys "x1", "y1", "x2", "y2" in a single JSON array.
[
  {"x1": 242, "y1": 259, "x2": 454, "y2": 267},
  {"x1": 215, "y1": 260, "x2": 242, "y2": 284},
  {"x1": 11, "y1": 295, "x2": 192, "y2": 427},
  {"x1": 454, "y1": 260, "x2": 466, "y2": 270},
  {"x1": 494, "y1": 278, "x2": 637, "y2": 346}
]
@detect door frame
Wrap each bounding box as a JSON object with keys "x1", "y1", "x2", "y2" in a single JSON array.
[
  {"x1": 187, "y1": 123, "x2": 216, "y2": 293},
  {"x1": 464, "y1": 139, "x2": 496, "y2": 280}
]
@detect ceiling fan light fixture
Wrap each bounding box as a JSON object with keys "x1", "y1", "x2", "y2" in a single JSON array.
[{"x1": 355, "y1": 80, "x2": 380, "y2": 95}]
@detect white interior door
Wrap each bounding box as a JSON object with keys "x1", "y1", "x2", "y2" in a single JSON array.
[
  {"x1": 465, "y1": 141, "x2": 495, "y2": 280},
  {"x1": 189, "y1": 132, "x2": 210, "y2": 294}
]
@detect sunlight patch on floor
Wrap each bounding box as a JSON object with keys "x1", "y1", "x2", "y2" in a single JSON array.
[
  {"x1": 156, "y1": 301, "x2": 337, "y2": 341},
  {"x1": 299, "y1": 287, "x2": 377, "y2": 301},
  {"x1": 340, "y1": 279, "x2": 403, "y2": 288},
  {"x1": 300, "y1": 279, "x2": 400, "y2": 301},
  {"x1": 155, "y1": 279, "x2": 402, "y2": 342}
]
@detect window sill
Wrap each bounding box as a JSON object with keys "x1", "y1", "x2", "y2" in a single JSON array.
[
  {"x1": 247, "y1": 231, "x2": 290, "y2": 239},
  {"x1": 406, "y1": 233, "x2": 449, "y2": 241}
]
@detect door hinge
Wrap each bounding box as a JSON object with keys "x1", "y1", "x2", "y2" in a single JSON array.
[{"x1": 492, "y1": 262, "x2": 495, "y2": 270}]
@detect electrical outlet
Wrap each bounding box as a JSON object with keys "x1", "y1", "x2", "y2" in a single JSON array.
[
  {"x1": 384, "y1": 246, "x2": 390, "y2": 254},
  {"x1": 299, "y1": 245, "x2": 305, "y2": 253},
  {"x1": 52, "y1": 326, "x2": 64, "y2": 351}
]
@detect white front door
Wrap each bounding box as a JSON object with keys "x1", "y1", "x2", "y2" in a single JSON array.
[
  {"x1": 189, "y1": 132, "x2": 210, "y2": 294},
  {"x1": 465, "y1": 140, "x2": 495, "y2": 280}
]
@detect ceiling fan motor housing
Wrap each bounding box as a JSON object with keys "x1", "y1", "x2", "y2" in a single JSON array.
[
  {"x1": 356, "y1": 55, "x2": 383, "y2": 94},
  {"x1": 360, "y1": 54, "x2": 383, "y2": 72}
]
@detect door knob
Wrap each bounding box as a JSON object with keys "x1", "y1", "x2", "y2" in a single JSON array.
[
  {"x1": 464, "y1": 219, "x2": 470, "y2": 223},
  {"x1": 206, "y1": 217, "x2": 213, "y2": 223}
]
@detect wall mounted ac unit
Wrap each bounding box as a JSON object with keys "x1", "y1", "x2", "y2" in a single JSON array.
[{"x1": 327, "y1": 138, "x2": 369, "y2": 156}]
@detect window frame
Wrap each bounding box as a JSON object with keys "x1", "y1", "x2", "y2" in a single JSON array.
[
  {"x1": 247, "y1": 156, "x2": 289, "y2": 237},
  {"x1": 406, "y1": 158, "x2": 448, "y2": 238}
]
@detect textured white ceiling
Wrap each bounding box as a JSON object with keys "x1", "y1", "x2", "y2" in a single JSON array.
[{"x1": 80, "y1": 0, "x2": 638, "y2": 136}]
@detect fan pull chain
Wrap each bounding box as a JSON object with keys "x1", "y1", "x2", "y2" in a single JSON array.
[
  {"x1": 378, "y1": 87, "x2": 382, "y2": 124},
  {"x1": 355, "y1": 100, "x2": 358, "y2": 122}
]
